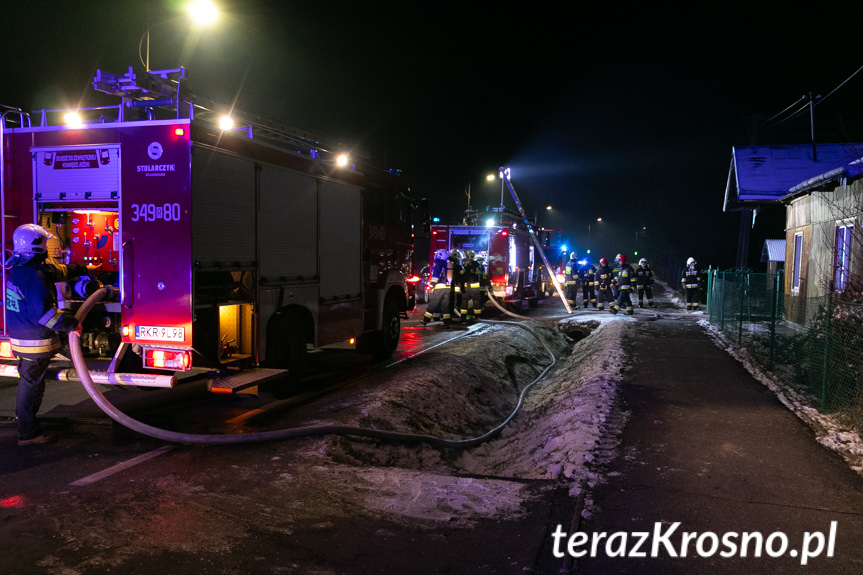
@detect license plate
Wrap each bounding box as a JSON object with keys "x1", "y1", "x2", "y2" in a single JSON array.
[{"x1": 135, "y1": 325, "x2": 185, "y2": 342}]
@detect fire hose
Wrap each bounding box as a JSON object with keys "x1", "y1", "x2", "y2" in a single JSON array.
[{"x1": 70, "y1": 286, "x2": 557, "y2": 447}]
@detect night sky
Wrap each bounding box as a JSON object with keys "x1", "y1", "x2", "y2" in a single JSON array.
[{"x1": 5, "y1": 1, "x2": 863, "y2": 274}]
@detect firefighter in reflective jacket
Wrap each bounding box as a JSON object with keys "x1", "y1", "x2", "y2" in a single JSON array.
[
  {"x1": 458, "y1": 250, "x2": 485, "y2": 321},
  {"x1": 611, "y1": 253, "x2": 637, "y2": 315},
  {"x1": 682, "y1": 257, "x2": 700, "y2": 311},
  {"x1": 635, "y1": 257, "x2": 655, "y2": 308},
  {"x1": 594, "y1": 258, "x2": 615, "y2": 311},
  {"x1": 6, "y1": 224, "x2": 92, "y2": 445},
  {"x1": 423, "y1": 249, "x2": 452, "y2": 326},
  {"x1": 564, "y1": 251, "x2": 579, "y2": 305},
  {"x1": 579, "y1": 258, "x2": 596, "y2": 308},
  {"x1": 448, "y1": 249, "x2": 463, "y2": 321}
]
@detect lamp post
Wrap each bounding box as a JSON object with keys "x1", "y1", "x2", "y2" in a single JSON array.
[
  {"x1": 634, "y1": 226, "x2": 646, "y2": 256},
  {"x1": 588, "y1": 217, "x2": 602, "y2": 254},
  {"x1": 463, "y1": 173, "x2": 496, "y2": 225},
  {"x1": 143, "y1": 0, "x2": 220, "y2": 71}
]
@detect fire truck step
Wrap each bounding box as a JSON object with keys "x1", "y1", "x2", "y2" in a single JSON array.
[{"x1": 208, "y1": 368, "x2": 288, "y2": 394}]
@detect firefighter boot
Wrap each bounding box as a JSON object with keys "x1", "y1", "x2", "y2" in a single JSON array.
[{"x1": 610, "y1": 304, "x2": 619, "y2": 315}]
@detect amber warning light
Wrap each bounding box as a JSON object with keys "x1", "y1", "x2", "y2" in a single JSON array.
[{"x1": 145, "y1": 349, "x2": 192, "y2": 371}]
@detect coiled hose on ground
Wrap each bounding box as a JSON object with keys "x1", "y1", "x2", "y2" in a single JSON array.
[{"x1": 70, "y1": 287, "x2": 557, "y2": 447}]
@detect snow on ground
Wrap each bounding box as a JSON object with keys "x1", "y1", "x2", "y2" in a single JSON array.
[
  {"x1": 282, "y1": 283, "x2": 863, "y2": 529},
  {"x1": 288, "y1": 314, "x2": 634, "y2": 524}
]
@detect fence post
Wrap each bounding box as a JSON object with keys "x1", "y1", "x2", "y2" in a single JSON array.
[
  {"x1": 820, "y1": 294, "x2": 832, "y2": 406},
  {"x1": 706, "y1": 266, "x2": 713, "y2": 315},
  {"x1": 719, "y1": 271, "x2": 725, "y2": 332},
  {"x1": 769, "y1": 270, "x2": 778, "y2": 370},
  {"x1": 738, "y1": 271, "x2": 745, "y2": 344}
]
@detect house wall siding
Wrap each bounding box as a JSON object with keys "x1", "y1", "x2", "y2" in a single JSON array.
[{"x1": 785, "y1": 178, "x2": 863, "y2": 300}]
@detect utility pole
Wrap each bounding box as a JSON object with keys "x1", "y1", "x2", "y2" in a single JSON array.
[{"x1": 805, "y1": 92, "x2": 821, "y2": 161}]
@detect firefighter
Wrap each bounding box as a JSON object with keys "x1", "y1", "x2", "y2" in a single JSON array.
[
  {"x1": 423, "y1": 249, "x2": 452, "y2": 325},
  {"x1": 612, "y1": 253, "x2": 623, "y2": 299},
  {"x1": 564, "y1": 251, "x2": 579, "y2": 305},
  {"x1": 579, "y1": 257, "x2": 596, "y2": 309},
  {"x1": 611, "y1": 253, "x2": 637, "y2": 315},
  {"x1": 681, "y1": 256, "x2": 700, "y2": 311},
  {"x1": 594, "y1": 257, "x2": 615, "y2": 312},
  {"x1": 448, "y1": 249, "x2": 463, "y2": 321},
  {"x1": 635, "y1": 257, "x2": 655, "y2": 308},
  {"x1": 6, "y1": 224, "x2": 93, "y2": 446},
  {"x1": 458, "y1": 250, "x2": 485, "y2": 322}
]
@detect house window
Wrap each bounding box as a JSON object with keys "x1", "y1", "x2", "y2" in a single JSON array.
[
  {"x1": 834, "y1": 223, "x2": 854, "y2": 292},
  {"x1": 792, "y1": 231, "x2": 803, "y2": 293}
]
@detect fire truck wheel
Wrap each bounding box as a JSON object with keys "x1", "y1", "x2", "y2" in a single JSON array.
[
  {"x1": 359, "y1": 299, "x2": 400, "y2": 361},
  {"x1": 269, "y1": 313, "x2": 307, "y2": 384}
]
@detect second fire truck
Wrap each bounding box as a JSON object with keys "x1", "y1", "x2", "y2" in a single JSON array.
[{"x1": 428, "y1": 207, "x2": 543, "y2": 311}]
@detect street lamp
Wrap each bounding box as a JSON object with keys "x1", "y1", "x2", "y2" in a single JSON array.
[
  {"x1": 588, "y1": 217, "x2": 602, "y2": 254},
  {"x1": 463, "y1": 173, "x2": 497, "y2": 225},
  {"x1": 634, "y1": 226, "x2": 646, "y2": 256},
  {"x1": 142, "y1": 0, "x2": 220, "y2": 71}
]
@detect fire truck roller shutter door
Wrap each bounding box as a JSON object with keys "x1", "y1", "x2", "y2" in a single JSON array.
[
  {"x1": 191, "y1": 148, "x2": 256, "y2": 267},
  {"x1": 266, "y1": 309, "x2": 308, "y2": 389}
]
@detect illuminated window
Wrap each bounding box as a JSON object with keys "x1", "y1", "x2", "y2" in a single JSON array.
[
  {"x1": 834, "y1": 223, "x2": 854, "y2": 292},
  {"x1": 792, "y1": 232, "x2": 803, "y2": 293}
]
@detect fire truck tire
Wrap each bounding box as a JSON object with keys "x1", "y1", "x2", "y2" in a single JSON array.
[
  {"x1": 269, "y1": 313, "x2": 307, "y2": 384},
  {"x1": 359, "y1": 299, "x2": 400, "y2": 361}
]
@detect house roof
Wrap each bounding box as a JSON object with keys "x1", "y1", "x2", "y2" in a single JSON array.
[
  {"x1": 723, "y1": 143, "x2": 863, "y2": 211},
  {"x1": 761, "y1": 239, "x2": 786, "y2": 263}
]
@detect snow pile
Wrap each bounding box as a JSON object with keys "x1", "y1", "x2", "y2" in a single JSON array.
[
  {"x1": 301, "y1": 317, "x2": 632, "y2": 521},
  {"x1": 457, "y1": 319, "x2": 629, "y2": 487},
  {"x1": 700, "y1": 319, "x2": 863, "y2": 476}
]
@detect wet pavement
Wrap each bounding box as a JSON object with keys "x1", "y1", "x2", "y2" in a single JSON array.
[
  {"x1": 575, "y1": 313, "x2": 863, "y2": 574},
  {"x1": 3, "y1": 291, "x2": 863, "y2": 574}
]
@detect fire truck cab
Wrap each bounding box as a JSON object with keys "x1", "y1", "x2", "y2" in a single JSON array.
[
  {"x1": 0, "y1": 67, "x2": 423, "y2": 393},
  {"x1": 429, "y1": 207, "x2": 541, "y2": 311}
]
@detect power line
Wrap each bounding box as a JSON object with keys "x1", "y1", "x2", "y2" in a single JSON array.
[{"x1": 761, "y1": 61, "x2": 863, "y2": 129}]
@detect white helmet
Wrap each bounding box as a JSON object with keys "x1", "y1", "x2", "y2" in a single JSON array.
[
  {"x1": 12, "y1": 224, "x2": 53, "y2": 263},
  {"x1": 449, "y1": 249, "x2": 462, "y2": 261},
  {"x1": 687, "y1": 257, "x2": 696, "y2": 266},
  {"x1": 434, "y1": 249, "x2": 449, "y2": 261},
  {"x1": 639, "y1": 258, "x2": 647, "y2": 266},
  {"x1": 464, "y1": 250, "x2": 475, "y2": 260}
]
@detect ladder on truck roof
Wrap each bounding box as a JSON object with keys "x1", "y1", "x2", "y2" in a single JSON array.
[{"x1": 90, "y1": 66, "x2": 368, "y2": 160}]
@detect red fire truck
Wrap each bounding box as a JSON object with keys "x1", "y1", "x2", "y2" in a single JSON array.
[
  {"x1": 0, "y1": 67, "x2": 424, "y2": 393},
  {"x1": 428, "y1": 207, "x2": 542, "y2": 311}
]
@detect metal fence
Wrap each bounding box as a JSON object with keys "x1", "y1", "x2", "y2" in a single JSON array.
[{"x1": 707, "y1": 270, "x2": 863, "y2": 428}]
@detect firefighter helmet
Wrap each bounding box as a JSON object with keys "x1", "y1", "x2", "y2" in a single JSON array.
[
  {"x1": 12, "y1": 224, "x2": 54, "y2": 263},
  {"x1": 464, "y1": 250, "x2": 475, "y2": 260},
  {"x1": 618, "y1": 254, "x2": 628, "y2": 265},
  {"x1": 639, "y1": 258, "x2": 648, "y2": 267},
  {"x1": 615, "y1": 253, "x2": 622, "y2": 263},
  {"x1": 570, "y1": 251, "x2": 577, "y2": 260},
  {"x1": 434, "y1": 249, "x2": 449, "y2": 261},
  {"x1": 599, "y1": 257, "x2": 608, "y2": 266},
  {"x1": 449, "y1": 249, "x2": 462, "y2": 261},
  {"x1": 687, "y1": 257, "x2": 696, "y2": 266}
]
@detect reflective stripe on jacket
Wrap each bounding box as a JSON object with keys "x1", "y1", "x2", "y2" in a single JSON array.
[{"x1": 6, "y1": 259, "x2": 80, "y2": 357}]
